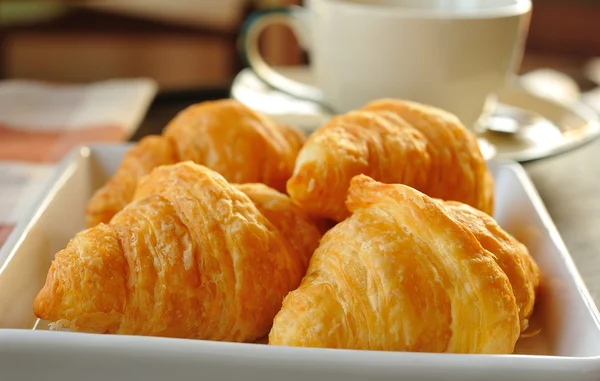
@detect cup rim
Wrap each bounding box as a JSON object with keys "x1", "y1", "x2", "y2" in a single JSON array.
[{"x1": 317, "y1": 0, "x2": 532, "y2": 19}]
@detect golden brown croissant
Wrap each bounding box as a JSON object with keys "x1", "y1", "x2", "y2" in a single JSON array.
[
  {"x1": 86, "y1": 99, "x2": 306, "y2": 227},
  {"x1": 440, "y1": 200, "x2": 540, "y2": 332},
  {"x1": 269, "y1": 175, "x2": 539, "y2": 354},
  {"x1": 34, "y1": 161, "x2": 321, "y2": 341},
  {"x1": 85, "y1": 135, "x2": 178, "y2": 227},
  {"x1": 286, "y1": 98, "x2": 493, "y2": 222}
]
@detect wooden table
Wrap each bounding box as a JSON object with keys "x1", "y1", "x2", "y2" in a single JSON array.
[{"x1": 524, "y1": 136, "x2": 600, "y2": 304}]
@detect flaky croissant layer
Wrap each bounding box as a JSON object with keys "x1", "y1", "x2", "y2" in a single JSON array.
[
  {"x1": 86, "y1": 99, "x2": 306, "y2": 227},
  {"x1": 286, "y1": 98, "x2": 494, "y2": 222},
  {"x1": 34, "y1": 162, "x2": 322, "y2": 342},
  {"x1": 269, "y1": 175, "x2": 539, "y2": 354}
]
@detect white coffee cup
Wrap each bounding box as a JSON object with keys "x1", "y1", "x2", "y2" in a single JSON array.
[{"x1": 242, "y1": 0, "x2": 532, "y2": 130}]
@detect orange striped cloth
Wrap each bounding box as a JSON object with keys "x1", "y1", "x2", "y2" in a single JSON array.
[{"x1": 0, "y1": 79, "x2": 157, "y2": 250}]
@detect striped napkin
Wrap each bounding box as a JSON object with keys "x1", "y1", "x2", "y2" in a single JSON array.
[{"x1": 0, "y1": 78, "x2": 157, "y2": 248}]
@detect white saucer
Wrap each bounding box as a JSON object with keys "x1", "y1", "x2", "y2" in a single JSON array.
[{"x1": 231, "y1": 67, "x2": 600, "y2": 162}]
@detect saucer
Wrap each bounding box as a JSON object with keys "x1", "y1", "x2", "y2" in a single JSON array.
[{"x1": 231, "y1": 67, "x2": 600, "y2": 162}]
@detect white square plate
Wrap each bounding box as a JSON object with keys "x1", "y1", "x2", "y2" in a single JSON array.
[{"x1": 0, "y1": 144, "x2": 599, "y2": 381}]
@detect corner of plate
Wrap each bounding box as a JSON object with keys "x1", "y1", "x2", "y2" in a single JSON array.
[{"x1": 79, "y1": 146, "x2": 91, "y2": 159}]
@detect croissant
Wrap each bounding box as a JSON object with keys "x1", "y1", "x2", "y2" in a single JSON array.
[
  {"x1": 86, "y1": 99, "x2": 306, "y2": 227},
  {"x1": 440, "y1": 200, "x2": 540, "y2": 331},
  {"x1": 34, "y1": 161, "x2": 321, "y2": 341},
  {"x1": 269, "y1": 175, "x2": 539, "y2": 354},
  {"x1": 233, "y1": 183, "x2": 326, "y2": 261},
  {"x1": 286, "y1": 98, "x2": 494, "y2": 222}
]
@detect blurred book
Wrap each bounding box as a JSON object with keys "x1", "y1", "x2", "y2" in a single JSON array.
[
  {"x1": 81, "y1": 0, "x2": 246, "y2": 32},
  {"x1": 4, "y1": 32, "x2": 235, "y2": 91},
  {"x1": 0, "y1": 2, "x2": 304, "y2": 91}
]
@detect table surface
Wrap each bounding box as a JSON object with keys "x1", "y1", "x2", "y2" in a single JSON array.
[
  {"x1": 135, "y1": 87, "x2": 600, "y2": 305},
  {"x1": 524, "y1": 136, "x2": 600, "y2": 303}
]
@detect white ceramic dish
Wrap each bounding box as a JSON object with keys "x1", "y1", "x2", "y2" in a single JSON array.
[{"x1": 0, "y1": 144, "x2": 599, "y2": 381}]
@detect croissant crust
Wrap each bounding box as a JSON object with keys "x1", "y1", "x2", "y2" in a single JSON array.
[
  {"x1": 35, "y1": 162, "x2": 321, "y2": 341},
  {"x1": 286, "y1": 98, "x2": 493, "y2": 221},
  {"x1": 270, "y1": 175, "x2": 539, "y2": 354},
  {"x1": 86, "y1": 100, "x2": 306, "y2": 227}
]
